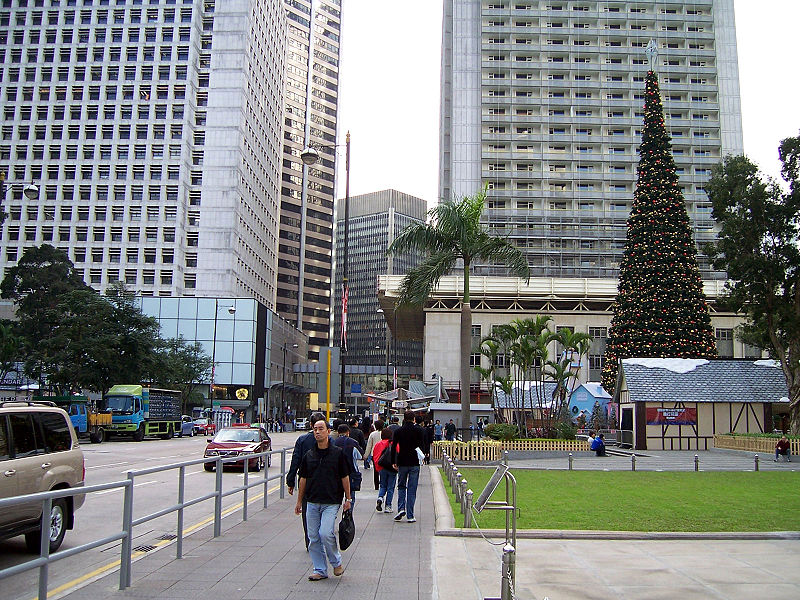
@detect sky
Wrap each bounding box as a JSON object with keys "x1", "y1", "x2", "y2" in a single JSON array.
[{"x1": 335, "y1": 1, "x2": 800, "y2": 205}]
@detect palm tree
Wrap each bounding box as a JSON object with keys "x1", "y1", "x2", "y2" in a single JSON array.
[{"x1": 388, "y1": 187, "x2": 530, "y2": 439}]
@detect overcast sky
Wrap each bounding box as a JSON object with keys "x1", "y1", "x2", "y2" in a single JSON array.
[{"x1": 336, "y1": 1, "x2": 800, "y2": 205}]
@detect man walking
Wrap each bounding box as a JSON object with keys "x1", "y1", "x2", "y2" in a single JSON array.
[
  {"x1": 333, "y1": 423, "x2": 363, "y2": 506},
  {"x1": 286, "y1": 411, "x2": 326, "y2": 549},
  {"x1": 391, "y1": 410, "x2": 425, "y2": 523},
  {"x1": 295, "y1": 419, "x2": 352, "y2": 581},
  {"x1": 445, "y1": 419, "x2": 456, "y2": 441}
]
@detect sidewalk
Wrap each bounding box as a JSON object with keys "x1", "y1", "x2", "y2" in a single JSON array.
[{"x1": 59, "y1": 452, "x2": 800, "y2": 600}]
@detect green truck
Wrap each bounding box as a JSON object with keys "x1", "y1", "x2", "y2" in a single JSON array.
[{"x1": 99, "y1": 385, "x2": 182, "y2": 441}]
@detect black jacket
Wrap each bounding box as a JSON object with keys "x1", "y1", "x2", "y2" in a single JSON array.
[
  {"x1": 392, "y1": 421, "x2": 425, "y2": 467},
  {"x1": 286, "y1": 431, "x2": 318, "y2": 488}
]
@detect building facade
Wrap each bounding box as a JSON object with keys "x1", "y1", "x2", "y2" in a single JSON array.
[
  {"x1": 439, "y1": 0, "x2": 743, "y2": 279},
  {"x1": 333, "y1": 189, "x2": 427, "y2": 379},
  {"x1": 277, "y1": 0, "x2": 342, "y2": 360},
  {"x1": 0, "y1": 1, "x2": 285, "y2": 308}
]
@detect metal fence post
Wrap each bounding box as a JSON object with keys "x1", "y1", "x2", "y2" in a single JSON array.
[
  {"x1": 177, "y1": 465, "x2": 185, "y2": 559},
  {"x1": 214, "y1": 458, "x2": 223, "y2": 537},
  {"x1": 120, "y1": 474, "x2": 134, "y2": 589},
  {"x1": 754, "y1": 454, "x2": 759, "y2": 471},
  {"x1": 464, "y1": 490, "x2": 473, "y2": 528},
  {"x1": 280, "y1": 449, "x2": 286, "y2": 500},
  {"x1": 242, "y1": 459, "x2": 249, "y2": 522},
  {"x1": 694, "y1": 454, "x2": 699, "y2": 472},
  {"x1": 568, "y1": 452, "x2": 573, "y2": 471},
  {"x1": 631, "y1": 454, "x2": 636, "y2": 471},
  {"x1": 501, "y1": 543, "x2": 515, "y2": 600},
  {"x1": 38, "y1": 497, "x2": 52, "y2": 600}
]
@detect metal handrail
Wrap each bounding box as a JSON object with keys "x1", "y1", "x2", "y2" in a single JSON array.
[{"x1": 0, "y1": 447, "x2": 288, "y2": 599}]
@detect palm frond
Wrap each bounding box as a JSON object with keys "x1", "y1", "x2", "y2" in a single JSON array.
[{"x1": 397, "y1": 251, "x2": 458, "y2": 305}]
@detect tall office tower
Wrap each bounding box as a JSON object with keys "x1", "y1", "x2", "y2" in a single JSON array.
[
  {"x1": 277, "y1": 0, "x2": 342, "y2": 360},
  {"x1": 439, "y1": 0, "x2": 743, "y2": 279},
  {"x1": 0, "y1": 1, "x2": 285, "y2": 308},
  {"x1": 333, "y1": 189, "x2": 426, "y2": 371}
]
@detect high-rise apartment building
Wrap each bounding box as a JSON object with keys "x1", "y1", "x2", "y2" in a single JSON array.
[
  {"x1": 333, "y1": 189, "x2": 426, "y2": 372},
  {"x1": 0, "y1": 1, "x2": 286, "y2": 308},
  {"x1": 440, "y1": 0, "x2": 743, "y2": 279},
  {"x1": 277, "y1": 0, "x2": 342, "y2": 360}
]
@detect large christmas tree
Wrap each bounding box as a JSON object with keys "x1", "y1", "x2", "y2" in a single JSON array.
[{"x1": 601, "y1": 70, "x2": 717, "y2": 394}]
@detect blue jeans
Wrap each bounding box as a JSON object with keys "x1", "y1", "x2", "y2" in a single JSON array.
[
  {"x1": 378, "y1": 469, "x2": 397, "y2": 507},
  {"x1": 396, "y1": 465, "x2": 420, "y2": 519},
  {"x1": 305, "y1": 502, "x2": 342, "y2": 576}
]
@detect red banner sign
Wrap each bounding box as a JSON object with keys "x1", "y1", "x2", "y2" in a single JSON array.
[{"x1": 646, "y1": 407, "x2": 697, "y2": 425}]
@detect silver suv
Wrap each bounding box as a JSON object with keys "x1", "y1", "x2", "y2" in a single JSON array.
[{"x1": 0, "y1": 401, "x2": 86, "y2": 553}]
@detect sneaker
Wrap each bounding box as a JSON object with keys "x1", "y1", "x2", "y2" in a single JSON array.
[
  {"x1": 333, "y1": 564, "x2": 344, "y2": 577},
  {"x1": 393, "y1": 510, "x2": 406, "y2": 521},
  {"x1": 407, "y1": 517, "x2": 417, "y2": 523},
  {"x1": 384, "y1": 506, "x2": 393, "y2": 513},
  {"x1": 376, "y1": 498, "x2": 383, "y2": 512}
]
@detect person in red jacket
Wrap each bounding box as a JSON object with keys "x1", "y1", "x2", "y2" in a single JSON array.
[
  {"x1": 372, "y1": 427, "x2": 397, "y2": 513},
  {"x1": 775, "y1": 436, "x2": 791, "y2": 462}
]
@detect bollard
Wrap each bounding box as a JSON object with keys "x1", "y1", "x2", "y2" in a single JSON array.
[
  {"x1": 455, "y1": 471, "x2": 462, "y2": 494},
  {"x1": 568, "y1": 452, "x2": 573, "y2": 471},
  {"x1": 694, "y1": 454, "x2": 699, "y2": 472},
  {"x1": 460, "y1": 478, "x2": 468, "y2": 505},
  {"x1": 503, "y1": 449, "x2": 509, "y2": 466},
  {"x1": 501, "y1": 543, "x2": 516, "y2": 600},
  {"x1": 631, "y1": 454, "x2": 636, "y2": 471},
  {"x1": 464, "y1": 490, "x2": 473, "y2": 528},
  {"x1": 754, "y1": 454, "x2": 759, "y2": 471}
]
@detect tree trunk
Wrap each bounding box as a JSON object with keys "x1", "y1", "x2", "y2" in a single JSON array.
[{"x1": 460, "y1": 302, "x2": 472, "y2": 441}]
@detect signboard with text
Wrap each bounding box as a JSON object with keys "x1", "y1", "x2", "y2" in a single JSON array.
[{"x1": 646, "y1": 407, "x2": 697, "y2": 426}]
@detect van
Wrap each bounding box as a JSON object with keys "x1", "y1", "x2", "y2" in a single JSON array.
[{"x1": 0, "y1": 401, "x2": 86, "y2": 553}]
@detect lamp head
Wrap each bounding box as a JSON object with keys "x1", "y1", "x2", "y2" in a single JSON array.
[
  {"x1": 227, "y1": 306, "x2": 236, "y2": 314},
  {"x1": 23, "y1": 183, "x2": 39, "y2": 200},
  {"x1": 300, "y1": 147, "x2": 320, "y2": 166}
]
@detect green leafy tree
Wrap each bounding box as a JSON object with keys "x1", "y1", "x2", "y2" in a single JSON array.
[
  {"x1": 0, "y1": 322, "x2": 22, "y2": 383},
  {"x1": 703, "y1": 137, "x2": 800, "y2": 433},
  {"x1": 602, "y1": 70, "x2": 717, "y2": 394},
  {"x1": 148, "y1": 336, "x2": 213, "y2": 413},
  {"x1": 388, "y1": 186, "x2": 530, "y2": 439}
]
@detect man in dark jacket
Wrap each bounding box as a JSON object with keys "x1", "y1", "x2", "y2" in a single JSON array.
[
  {"x1": 333, "y1": 424, "x2": 363, "y2": 506},
  {"x1": 391, "y1": 411, "x2": 425, "y2": 523},
  {"x1": 287, "y1": 412, "x2": 326, "y2": 548},
  {"x1": 348, "y1": 417, "x2": 367, "y2": 454}
]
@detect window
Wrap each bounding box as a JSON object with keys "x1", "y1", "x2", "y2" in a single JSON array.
[{"x1": 715, "y1": 328, "x2": 734, "y2": 358}]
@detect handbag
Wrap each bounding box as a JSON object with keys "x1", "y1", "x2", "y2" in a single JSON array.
[
  {"x1": 377, "y1": 444, "x2": 396, "y2": 472},
  {"x1": 338, "y1": 508, "x2": 356, "y2": 551}
]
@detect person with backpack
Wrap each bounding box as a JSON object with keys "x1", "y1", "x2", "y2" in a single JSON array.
[
  {"x1": 373, "y1": 427, "x2": 397, "y2": 513},
  {"x1": 333, "y1": 424, "x2": 363, "y2": 507},
  {"x1": 364, "y1": 420, "x2": 385, "y2": 489}
]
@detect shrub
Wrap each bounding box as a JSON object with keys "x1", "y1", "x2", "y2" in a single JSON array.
[
  {"x1": 556, "y1": 421, "x2": 577, "y2": 440},
  {"x1": 485, "y1": 423, "x2": 519, "y2": 441}
]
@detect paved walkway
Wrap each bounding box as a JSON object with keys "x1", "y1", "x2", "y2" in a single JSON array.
[{"x1": 57, "y1": 450, "x2": 800, "y2": 600}]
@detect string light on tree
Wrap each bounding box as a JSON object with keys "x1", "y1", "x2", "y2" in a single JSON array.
[{"x1": 601, "y1": 65, "x2": 717, "y2": 395}]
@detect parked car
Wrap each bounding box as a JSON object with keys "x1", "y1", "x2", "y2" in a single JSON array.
[
  {"x1": 177, "y1": 415, "x2": 195, "y2": 437},
  {"x1": 0, "y1": 400, "x2": 86, "y2": 553},
  {"x1": 203, "y1": 425, "x2": 271, "y2": 472},
  {"x1": 294, "y1": 418, "x2": 309, "y2": 431},
  {"x1": 193, "y1": 418, "x2": 216, "y2": 436}
]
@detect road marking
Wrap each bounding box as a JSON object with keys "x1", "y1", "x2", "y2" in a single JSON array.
[
  {"x1": 96, "y1": 480, "x2": 158, "y2": 495},
  {"x1": 39, "y1": 483, "x2": 281, "y2": 600},
  {"x1": 86, "y1": 462, "x2": 129, "y2": 470}
]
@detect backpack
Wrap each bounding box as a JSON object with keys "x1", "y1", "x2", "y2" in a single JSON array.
[{"x1": 377, "y1": 444, "x2": 396, "y2": 472}]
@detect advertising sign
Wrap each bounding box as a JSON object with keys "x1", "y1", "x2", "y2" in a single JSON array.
[{"x1": 646, "y1": 407, "x2": 697, "y2": 425}]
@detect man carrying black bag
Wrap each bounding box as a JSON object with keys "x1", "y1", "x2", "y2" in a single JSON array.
[{"x1": 295, "y1": 419, "x2": 352, "y2": 581}]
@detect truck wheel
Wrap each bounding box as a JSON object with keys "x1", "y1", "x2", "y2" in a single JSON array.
[
  {"x1": 89, "y1": 428, "x2": 105, "y2": 444},
  {"x1": 133, "y1": 425, "x2": 145, "y2": 442},
  {"x1": 160, "y1": 425, "x2": 173, "y2": 440},
  {"x1": 25, "y1": 498, "x2": 68, "y2": 554}
]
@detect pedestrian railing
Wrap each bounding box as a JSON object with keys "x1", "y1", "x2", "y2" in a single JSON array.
[
  {"x1": 431, "y1": 438, "x2": 591, "y2": 461},
  {"x1": 0, "y1": 448, "x2": 288, "y2": 599},
  {"x1": 714, "y1": 434, "x2": 799, "y2": 455}
]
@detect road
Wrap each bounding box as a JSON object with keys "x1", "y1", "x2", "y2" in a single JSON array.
[{"x1": 0, "y1": 430, "x2": 301, "y2": 600}]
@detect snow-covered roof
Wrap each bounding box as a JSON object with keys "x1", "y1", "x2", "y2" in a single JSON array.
[
  {"x1": 579, "y1": 382, "x2": 612, "y2": 399},
  {"x1": 620, "y1": 358, "x2": 789, "y2": 404}
]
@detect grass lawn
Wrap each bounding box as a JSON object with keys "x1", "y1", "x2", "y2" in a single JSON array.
[{"x1": 444, "y1": 468, "x2": 800, "y2": 532}]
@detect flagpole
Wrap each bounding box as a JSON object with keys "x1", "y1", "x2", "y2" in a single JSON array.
[{"x1": 339, "y1": 132, "x2": 351, "y2": 415}]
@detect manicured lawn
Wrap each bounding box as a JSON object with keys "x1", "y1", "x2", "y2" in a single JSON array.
[{"x1": 444, "y1": 468, "x2": 800, "y2": 532}]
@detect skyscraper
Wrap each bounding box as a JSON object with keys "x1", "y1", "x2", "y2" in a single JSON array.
[
  {"x1": 333, "y1": 189, "x2": 426, "y2": 372},
  {"x1": 0, "y1": 1, "x2": 287, "y2": 309},
  {"x1": 439, "y1": 0, "x2": 743, "y2": 279},
  {"x1": 277, "y1": 0, "x2": 342, "y2": 360}
]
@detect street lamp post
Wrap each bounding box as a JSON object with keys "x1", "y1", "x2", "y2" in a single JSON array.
[
  {"x1": 301, "y1": 131, "x2": 350, "y2": 413},
  {"x1": 281, "y1": 342, "x2": 299, "y2": 421},
  {"x1": 210, "y1": 300, "x2": 236, "y2": 398}
]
